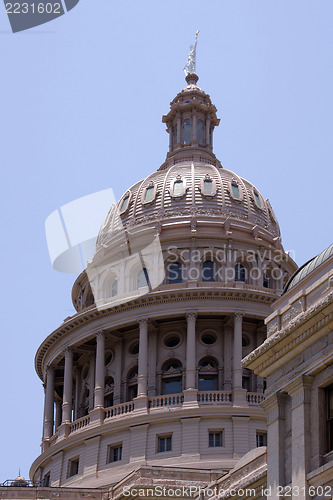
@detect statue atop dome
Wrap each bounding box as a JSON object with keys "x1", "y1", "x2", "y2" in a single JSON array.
[{"x1": 184, "y1": 30, "x2": 199, "y2": 76}]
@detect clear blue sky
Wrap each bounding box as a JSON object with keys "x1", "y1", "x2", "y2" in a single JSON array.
[{"x1": 1, "y1": 0, "x2": 332, "y2": 481}]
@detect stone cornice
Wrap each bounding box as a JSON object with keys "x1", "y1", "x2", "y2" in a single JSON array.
[
  {"x1": 35, "y1": 287, "x2": 277, "y2": 380},
  {"x1": 243, "y1": 291, "x2": 333, "y2": 377}
]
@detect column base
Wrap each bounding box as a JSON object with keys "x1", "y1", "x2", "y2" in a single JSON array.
[
  {"x1": 57, "y1": 422, "x2": 71, "y2": 440},
  {"x1": 183, "y1": 389, "x2": 198, "y2": 408},
  {"x1": 89, "y1": 407, "x2": 105, "y2": 427},
  {"x1": 134, "y1": 395, "x2": 149, "y2": 413},
  {"x1": 232, "y1": 389, "x2": 248, "y2": 407}
]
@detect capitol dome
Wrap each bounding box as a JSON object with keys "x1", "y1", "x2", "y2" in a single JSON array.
[{"x1": 31, "y1": 73, "x2": 297, "y2": 489}]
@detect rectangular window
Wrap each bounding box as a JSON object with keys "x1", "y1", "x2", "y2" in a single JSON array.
[
  {"x1": 144, "y1": 186, "x2": 154, "y2": 203},
  {"x1": 327, "y1": 386, "x2": 333, "y2": 452},
  {"x1": 256, "y1": 432, "x2": 267, "y2": 447},
  {"x1": 203, "y1": 179, "x2": 213, "y2": 195},
  {"x1": 108, "y1": 443, "x2": 123, "y2": 463},
  {"x1": 232, "y1": 183, "x2": 240, "y2": 199},
  {"x1": 158, "y1": 435, "x2": 172, "y2": 452},
  {"x1": 68, "y1": 457, "x2": 79, "y2": 478},
  {"x1": 209, "y1": 431, "x2": 223, "y2": 447}
]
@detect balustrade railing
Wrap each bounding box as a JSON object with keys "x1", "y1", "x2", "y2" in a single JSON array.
[
  {"x1": 247, "y1": 392, "x2": 265, "y2": 405},
  {"x1": 104, "y1": 401, "x2": 134, "y2": 419},
  {"x1": 149, "y1": 394, "x2": 184, "y2": 409},
  {"x1": 197, "y1": 391, "x2": 232, "y2": 404},
  {"x1": 70, "y1": 414, "x2": 91, "y2": 433}
]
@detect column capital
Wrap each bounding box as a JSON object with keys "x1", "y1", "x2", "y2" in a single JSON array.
[
  {"x1": 63, "y1": 346, "x2": 73, "y2": 357},
  {"x1": 234, "y1": 312, "x2": 244, "y2": 321},
  {"x1": 186, "y1": 311, "x2": 197, "y2": 322},
  {"x1": 95, "y1": 330, "x2": 106, "y2": 340},
  {"x1": 138, "y1": 318, "x2": 149, "y2": 328}
]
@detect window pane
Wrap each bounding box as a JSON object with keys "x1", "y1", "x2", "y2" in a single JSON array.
[
  {"x1": 144, "y1": 186, "x2": 154, "y2": 202},
  {"x1": 203, "y1": 179, "x2": 213, "y2": 195},
  {"x1": 215, "y1": 433, "x2": 221, "y2": 447},
  {"x1": 232, "y1": 183, "x2": 240, "y2": 199},
  {"x1": 168, "y1": 262, "x2": 182, "y2": 284},
  {"x1": 173, "y1": 180, "x2": 183, "y2": 197},
  {"x1": 198, "y1": 120, "x2": 204, "y2": 145},
  {"x1": 166, "y1": 437, "x2": 172, "y2": 451},
  {"x1": 254, "y1": 191, "x2": 262, "y2": 208},
  {"x1": 199, "y1": 376, "x2": 217, "y2": 391},
  {"x1": 120, "y1": 195, "x2": 129, "y2": 212},
  {"x1": 202, "y1": 260, "x2": 215, "y2": 281},
  {"x1": 159, "y1": 438, "x2": 165, "y2": 453},
  {"x1": 137, "y1": 268, "x2": 149, "y2": 288},
  {"x1": 111, "y1": 280, "x2": 118, "y2": 297},
  {"x1": 184, "y1": 120, "x2": 191, "y2": 144},
  {"x1": 235, "y1": 263, "x2": 246, "y2": 282},
  {"x1": 164, "y1": 378, "x2": 182, "y2": 395}
]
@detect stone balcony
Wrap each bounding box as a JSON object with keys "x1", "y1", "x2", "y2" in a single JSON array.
[{"x1": 43, "y1": 390, "x2": 265, "y2": 452}]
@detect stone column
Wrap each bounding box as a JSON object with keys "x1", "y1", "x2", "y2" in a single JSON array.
[
  {"x1": 176, "y1": 114, "x2": 181, "y2": 145},
  {"x1": 89, "y1": 355, "x2": 95, "y2": 411},
  {"x1": 262, "y1": 392, "x2": 288, "y2": 500},
  {"x1": 43, "y1": 366, "x2": 54, "y2": 440},
  {"x1": 55, "y1": 400, "x2": 62, "y2": 431},
  {"x1": 148, "y1": 330, "x2": 157, "y2": 397},
  {"x1": 289, "y1": 376, "x2": 312, "y2": 499},
  {"x1": 74, "y1": 367, "x2": 80, "y2": 421},
  {"x1": 94, "y1": 331, "x2": 105, "y2": 408},
  {"x1": 192, "y1": 112, "x2": 197, "y2": 143},
  {"x1": 205, "y1": 118, "x2": 210, "y2": 146},
  {"x1": 138, "y1": 319, "x2": 149, "y2": 396},
  {"x1": 233, "y1": 313, "x2": 243, "y2": 390},
  {"x1": 185, "y1": 312, "x2": 197, "y2": 389},
  {"x1": 62, "y1": 348, "x2": 73, "y2": 424},
  {"x1": 223, "y1": 325, "x2": 232, "y2": 391},
  {"x1": 114, "y1": 341, "x2": 122, "y2": 405},
  {"x1": 168, "y1": 126, "x2": 172, "y2": 151}
]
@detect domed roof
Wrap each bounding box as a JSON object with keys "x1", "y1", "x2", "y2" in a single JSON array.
[
  {"x1": 284, "y1": 243, "x2": 333, "y2": 292},
  {"x1": 97, "y1": 162, "x2": 281, "y2": 250}
]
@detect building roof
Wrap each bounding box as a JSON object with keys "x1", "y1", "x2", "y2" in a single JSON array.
[{"x1": 284, "y1": 243, "x2": 333, "y2": 293}]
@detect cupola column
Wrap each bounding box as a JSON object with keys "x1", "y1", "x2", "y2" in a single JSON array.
[
  {"x1": 192, "y1": 111, "x2": 197, "y2": 143},
  {"x1": 205, "y1": 118, "x2": 210, "y2": 147},
  {"x1": 138, "y1": 318, "x2": 149, "y2": 396},
  {"x1": 43, "y1": 365, "x2": 54, "y2": 440},
  {"x1": 233, "y1": 313, "x2": 244, "y2": 390},
  {"x1": 114, "y1": 340, "x2": 122, "y2": 405},
  {"x1": 185, "y1": 312, "x2": 197, "y2": 389},
  {"x1": 62, "y1": 347, "x2": 73, "y2": 424},
  {"x1": 176, "y1": 114, "x2": 181, "y2": 145},
  {"x1": 94, "y1": 331, "x2": 105, "y2": 408}
]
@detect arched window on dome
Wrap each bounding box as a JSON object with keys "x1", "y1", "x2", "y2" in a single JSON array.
[
  {"x1": 142, "y1": 182, "x2": 157, "y2": 205},
  {"x1": 198, "y1": 357, "x2": 218, "y2": 391},
  {"x1": 110, "y1": 280, "x2": 118, "y2": 297},
  {"x1": 104, "y1": 376, "x2": 114, "y2": 408},
  {"x1": 167, "y1": 262, "x2": 183, "y2": 284},
  {"x1": 197, "y1": 120, "x2": 204, "y2": 146},
  {"x1": 202, "y1": 260, "x2": 215, "y2": 282},
  {"x1": 119, "y1": 192, "x2": 131, "y2": 214},
  {"x1": 232, "y1": 182, "x2": 240, "y2": 199},
  {"x1": 253, "y1": 188, "x2": 263, "y2": 209},
  {"x1": 137, "y1": 268, "x2": 149, "y2": 289},
  {"x1": 235, "y1": 263, "x2": 246, "y2": 283},
  {"x1": 161, "y1": 359, "x2": 182, "y2": 395},
  {"x1": 229, "y1": 179, "x2": 242, "y2": 201},
  {"x1": 183, "y1": 120, "x2": 191, "y2": 144},
  {"x1": 127, "y1": 367, "x2": 138, "y2": 401}
]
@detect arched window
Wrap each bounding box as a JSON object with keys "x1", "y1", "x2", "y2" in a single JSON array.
[
  {"x1": 110, "y1": 280, "x2": 118, "y2": 297},
  {"x1": 253, "y1": 190, "x2": 262, "y2": 209},
  {"x1": 120, "y1": 193, "x2": 130, "y2": 213},
  {"x1": 203, "y1": 179, "x2": 213, "y2": 195},
  {"x1": 202, "y1": 260, "x2": 215, "y2": 282},
  {"x1": 183, "y1": 120, "x2": 191, "y2": 144},
  {"x1": 235, "y1": 263, "x2": 246, "y2": 282},
  {"x1": 167, "y1": 262, "x2": 183, "y2": 284},
  {"x1": 161, "y1": 359, "x2": 182, "y2": 395},
  {"x1": 137, "y1": 268, "x2": 149, "y2": 289},
  {"x1": 144, "y1": 186, "x2": 154, "y2": 203},
  {"x1": 263, "y1": 272, "x2": 270, "y2": 289},
  {"x1": 104, "y1": 376, "x2": 114, "y2": 408},
  {"x1": 198, "y1": 357, "x2": 218, "y2": 391},
  {"x1": 197, "y1": 120, "x2": 204, "y2": 146},
  {"x1": 127, "y1": 367, "x2": 138, "y2": 401},
  {"x1": 173, "y1": 179, "x2": 184, "y2": 197},
  {"x1": 231, "y1": 182, "x2": 240, "y2": 199}
]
